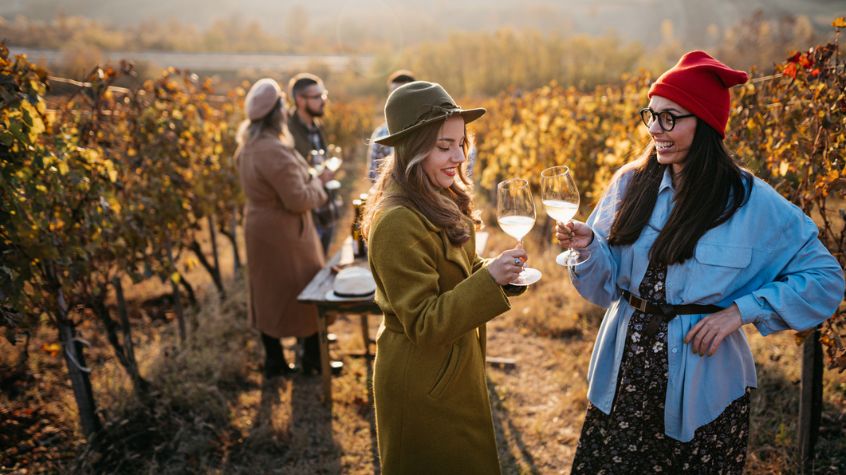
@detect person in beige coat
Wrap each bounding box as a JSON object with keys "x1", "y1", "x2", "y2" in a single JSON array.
[
  {"x1": 363, "y1": 81, "x2": 531, "y2": 474},
  {"x1": 236, "y1": 78, "x2": 332, "y2": 377}
]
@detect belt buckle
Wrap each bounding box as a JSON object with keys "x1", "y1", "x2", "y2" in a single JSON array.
[{"x1": 629, "y1": 294, "x2": 648, "y2": 313}]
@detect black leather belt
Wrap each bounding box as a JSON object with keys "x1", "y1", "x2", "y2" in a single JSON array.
[
  {"x1": 621, "y1": 289, "x2": 725, "y2": 337},
  {"x1": 621, "y1": 290, "x2": 724, "y2": 316}
]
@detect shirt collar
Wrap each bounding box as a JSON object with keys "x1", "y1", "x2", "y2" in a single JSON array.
[{"x1": 659, "y1": 166, "x2": 675, "y2": 193}]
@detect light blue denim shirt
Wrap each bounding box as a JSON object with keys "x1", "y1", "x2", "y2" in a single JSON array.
[{"x1": 570, "y1": 167, "x2": 845, "y2": 442}]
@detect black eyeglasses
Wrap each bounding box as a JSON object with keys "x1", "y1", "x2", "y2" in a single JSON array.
[
  {"x1": 639, "y1": 108, "x2": 695, "y2": 132},
  {"x1": 303, "y1": 91, "x2": 329, "y2": 101}
]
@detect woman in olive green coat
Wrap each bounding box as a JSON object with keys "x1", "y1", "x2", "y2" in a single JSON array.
[{"x1": 364, "y1": 81, "x2": 530, "y2": 475}]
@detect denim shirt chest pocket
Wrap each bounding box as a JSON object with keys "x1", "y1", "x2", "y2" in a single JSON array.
[{"x1": 680, "y1": 242, "x2": 753, "y2": 304}]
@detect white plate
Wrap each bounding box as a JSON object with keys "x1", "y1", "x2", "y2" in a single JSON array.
[
  {"x1": 324, "y1": 289, "x2": 374, "y2": 302},
  {"x1": 509, "y1": 267, "x2": 542, "y2": 286}
]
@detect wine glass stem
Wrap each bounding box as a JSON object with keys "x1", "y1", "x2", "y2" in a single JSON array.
[
  {"x1": 566, "y1": 221, "x2": 580, "y2": 264},
  {"x1": 517, "y1": 239, "x2": 524, "y2": 271},
  {"x1": 560, "y1": 220, "x2": 576, "y2": 256}
]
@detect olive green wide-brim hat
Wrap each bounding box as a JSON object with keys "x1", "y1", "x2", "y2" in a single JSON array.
[{"x1": 374, "y1": 81, "x2": 486, "y2": 146}]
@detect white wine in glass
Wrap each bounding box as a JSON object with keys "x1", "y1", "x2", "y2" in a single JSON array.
[
  {"x1": 310, "y1": 149, "x2": 326, "y2": 174},
  {"x1": 540, "y1": 165, "x2": 590, "y2": 266},
  {"x1": 542, "y1": 200, "x2": 579, "y2": 224},
  {"x1": 496, "y1": 178, "x2": 542, "y2": 286},
  {"x1": 325, "y1": 145, "x2": 343, "y2": 172},
  {"x1": 497, "y1": 215, "x2": 535, "y2": 241}
]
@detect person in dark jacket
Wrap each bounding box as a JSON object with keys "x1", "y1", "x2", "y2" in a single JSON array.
[{"x1": 287, "y1": 73, "x2": 336, "y2": 253}]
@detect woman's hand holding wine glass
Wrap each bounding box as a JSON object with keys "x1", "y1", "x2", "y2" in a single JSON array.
[
  {"x1": 555, "y1": 221, "x2": 594, "y2": 249},
  {"x1": 487, "y1": 247, "x2": 530, "y2": 285}
]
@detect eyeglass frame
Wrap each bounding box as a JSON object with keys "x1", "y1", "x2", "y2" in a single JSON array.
[
  {"x1": 303, "y1": 90, "x2": 329, "y2": 101},
  {"x1": 639, "y1": 107, "x2": 695, "y2": 132}
]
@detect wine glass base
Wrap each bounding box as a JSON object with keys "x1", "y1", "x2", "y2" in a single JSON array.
[
  {"x1": 555, "y1": 250, "x2": 590, "y2": 267},
  {"x1": 509, "y1": 267, "x2": 542, "y2": 286}
]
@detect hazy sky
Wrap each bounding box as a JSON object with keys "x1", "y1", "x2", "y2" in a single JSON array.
[{"x1": 2, "y1": 0, "x2": 842, "y2": 49}]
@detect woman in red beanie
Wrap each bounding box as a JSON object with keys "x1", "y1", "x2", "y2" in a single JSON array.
[{"x1": 557, "y1": 51, "x2": 844, "y2": 472}]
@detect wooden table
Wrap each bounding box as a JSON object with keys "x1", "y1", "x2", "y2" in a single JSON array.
[
  {"x1": 298, "y1": 232, "x2": 490, "y2": 406},
  {"x1": 297, "y1": 239, "x2": 379, "y2": 406}
]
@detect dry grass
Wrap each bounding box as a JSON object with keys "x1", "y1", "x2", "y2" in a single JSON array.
[{"x1": 2, "y1": 208, "x2": 845, "y2": 473}]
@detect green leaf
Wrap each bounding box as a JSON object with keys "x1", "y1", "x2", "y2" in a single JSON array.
[
  {"x1": 9, "y1": 121, "x2": 27, "y2": 145},
  {"x1": 0, "y1": 131, "x2": 12, "y2": 146}
]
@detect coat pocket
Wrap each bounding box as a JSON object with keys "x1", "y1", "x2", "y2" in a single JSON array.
[{"x1": 428, "y1": 344, "x2": 461, "y2": 399}]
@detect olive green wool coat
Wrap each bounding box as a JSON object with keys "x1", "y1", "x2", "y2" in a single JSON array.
[{"x1": 368, "y1": 205, "x2": 513, "y2": 475}]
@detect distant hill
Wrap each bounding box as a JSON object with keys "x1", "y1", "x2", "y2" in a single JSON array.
[{"x1": 2, "y1": 0, "x2": 843, "y2": 49}]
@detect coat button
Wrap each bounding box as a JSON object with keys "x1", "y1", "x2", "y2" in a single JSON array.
[{"x1": 671, "y1": 347, "x2": 678, "y2": 354}]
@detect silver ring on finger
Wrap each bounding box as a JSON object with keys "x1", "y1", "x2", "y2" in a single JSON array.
[{"x1": 513, "y1": 258, "x2": 522, "y2": 266}]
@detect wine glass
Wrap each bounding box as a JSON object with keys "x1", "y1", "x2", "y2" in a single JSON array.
[
  {"x1": 310, "y1": 149, "x2": 326, "y2": 174},
  {"x1": 325, "y1": 145, "x2": 343, "y2": 172},
  {"x1": 540, "y1": 165, "x2": 590, "y2": 266},
  {"x1": 496, "y1": 178, "x2": 542, "y2": 286}
]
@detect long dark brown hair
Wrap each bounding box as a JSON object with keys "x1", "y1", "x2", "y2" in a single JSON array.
[
  {"x1": 608, "y1": 119, "x2": 752, "y2": 264},
  {"x1": 363, "y1": 118, "x2": 479, "y2": 245}
]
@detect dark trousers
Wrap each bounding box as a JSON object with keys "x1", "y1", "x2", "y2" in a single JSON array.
[
  {"x1": 262, "y1": 333, "x2": 320, "y2": 368},
  {"x1": 261, "y1": 333, "x2": 288, "y2": 369},
  {"x1": 315, "y1": 222, "x2": 334, "y2": 254},
  {"x1": 301, "y1": 332, "x2": 320, "y2": 370}
]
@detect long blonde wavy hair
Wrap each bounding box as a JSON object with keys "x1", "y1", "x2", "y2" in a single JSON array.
[
  {"x1": 362, "y1": 118, "x2": 480, "y2": 246},
  {"x1": 234, "y1": 97, "x2": 294, "y2": 157}
]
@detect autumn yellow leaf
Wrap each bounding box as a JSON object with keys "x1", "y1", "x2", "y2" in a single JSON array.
[
  {"x1": 21, "y1": 101, "x2": 45, "y2": 139},
  {"x1": 41, "y1": 342, "x2": 61, "y2": 357},
  {"x1": 833, "y1": 17, "x2": 846, "y2": 28},
  {"x1": 107, "y1": 195, "x2": 122, "y2": 214}
]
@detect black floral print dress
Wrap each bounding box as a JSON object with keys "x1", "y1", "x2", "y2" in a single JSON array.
[{"x1": 572, "y1": 261, "x2": 751, "y2": 474}]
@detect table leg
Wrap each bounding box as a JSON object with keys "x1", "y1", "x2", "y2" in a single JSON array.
[
  {"x1": 318, "y1": 309, "x2": 332, "y2": 407},
  {"x1": 359, "y1": 314, "x2": 370, "y2": 357}
]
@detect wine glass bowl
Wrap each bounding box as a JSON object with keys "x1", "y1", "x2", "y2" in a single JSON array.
[
  {"x1": 325, "y1": 145, "x2": 343, "y2": 172},
  {"x1": 310, "y1": 149, "x2": 326, "y2": 174}
]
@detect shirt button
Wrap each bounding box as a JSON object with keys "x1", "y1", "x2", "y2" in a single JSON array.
[{"x1": 672, "y1": 347, "x2": 678, "y2": 354}]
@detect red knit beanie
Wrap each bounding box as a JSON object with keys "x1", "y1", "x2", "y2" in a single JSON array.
[{"x1": 648, "y1": 51, "x2": 748, "y2": 138}]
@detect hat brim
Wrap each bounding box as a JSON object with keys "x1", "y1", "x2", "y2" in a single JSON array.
[{"x1": 374, "y1": 108, "x2": 486, "y2": 146}]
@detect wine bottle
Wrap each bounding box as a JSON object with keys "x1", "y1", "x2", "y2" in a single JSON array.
[{"x1": 351, "y1": 199, "x2": 362, "y2": 257}]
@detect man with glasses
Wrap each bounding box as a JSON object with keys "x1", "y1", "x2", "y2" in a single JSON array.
[
  {"x1": 289, "y1": 73, "x2": 329, "y2": 157},
  {"x1": 287, "y1": 73, "x2": 336, "y2": 254},
  {"x1": 286, "y1": 72, "x2": 344, "y2": 376}
]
